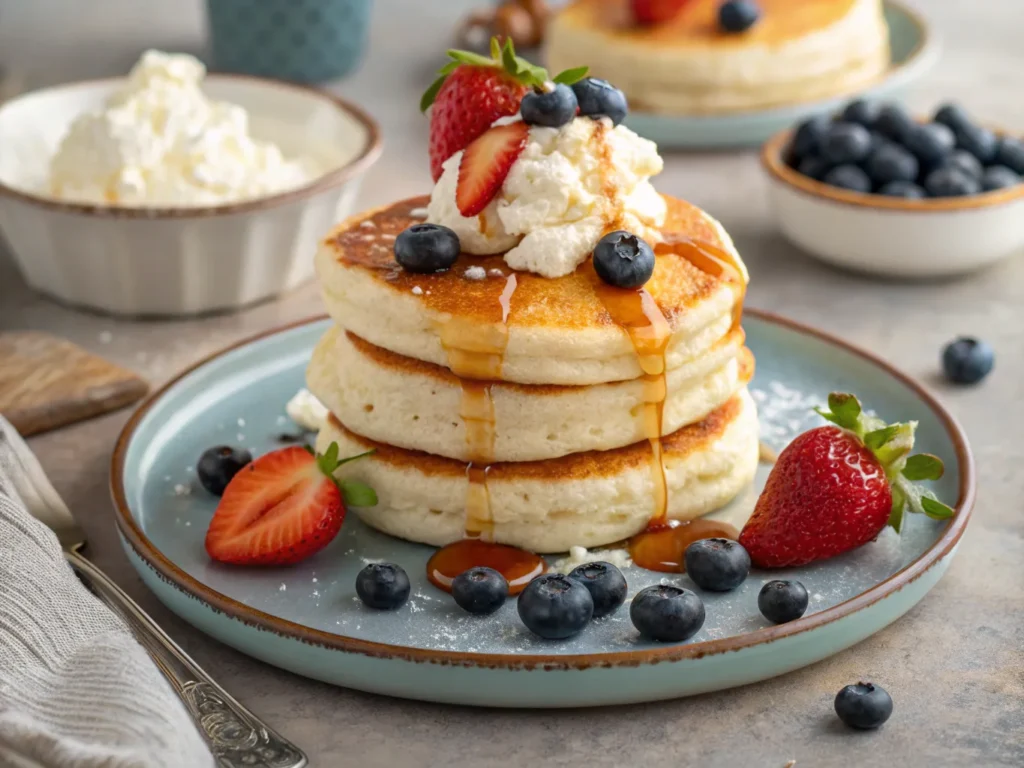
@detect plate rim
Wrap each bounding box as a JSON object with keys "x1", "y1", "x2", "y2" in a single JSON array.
[
  {"x1": 109, "y1": 309, "x2": 976, "y2": 670},
  {"x1": 625, "y1": 0, "x2": 936, "y2": 124}
]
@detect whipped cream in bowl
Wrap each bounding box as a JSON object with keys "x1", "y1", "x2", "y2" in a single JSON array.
[
  {"x1": 427, "y1": 115, "x2": 666, "y2": 278},
  {"x1": 0, "y1": 50, "x2": 382, "y2": 315}
]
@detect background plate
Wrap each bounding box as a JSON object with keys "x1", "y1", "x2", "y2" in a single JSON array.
[
  {"x1": 624, "y1": 1, "x2": 940, "y2": 149},
  {"x1": 111, "y1": 311, "x2": 973, "y2": 707}
]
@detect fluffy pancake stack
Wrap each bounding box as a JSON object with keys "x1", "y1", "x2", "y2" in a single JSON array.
[{"x1": 309, "y1": 195, "x2": 759, "y2": 554}]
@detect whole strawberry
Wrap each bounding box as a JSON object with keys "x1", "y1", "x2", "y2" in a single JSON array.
[
  {"x1": 740, "y1": 393, "x2": 954, "y2": 568},
  {"x1": 421, "y1": 38, "x2": 587, "y2": 181}
]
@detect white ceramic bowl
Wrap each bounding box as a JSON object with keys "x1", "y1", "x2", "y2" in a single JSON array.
[
  {"x1": 761, "y1": 129, "x2": 1024, "y2": 278},
  {"x1": 0, "y1": 75, "x2": 381, "y2": 316}
]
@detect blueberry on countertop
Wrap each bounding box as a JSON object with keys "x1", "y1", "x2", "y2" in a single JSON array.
[
  {"x1": 758, "y1": 580, "x2": 809, "y2": 624},
  {"x1": 197, "y1": 446, "x2": 252, "y2": 496},
  {"x1": 356, "y1": 563, "x2": 411, "y2": 610},
  {"x1": 593, "y1": 230, "x2": 655, "y2": 288},
  {"x1": 452, "y1": 567, "x2": 509, "y2": 615},
  {"x1": 572, "y1": 78, "x2": 628, "y2": 126},
  {"x1": 994, "y1": 136, "x2": 1024, "y2": 174},
  {"x1": 518, "y1": 574, "x2": 594, "y2": 639},
  {"x1": 821, "y1": 122, "x2": 873, "y2": 165},
  {"x1": 923, "y1": 167, "x2": 980, "y2": 197},
  {"x1": 822, "y1": 165, "x2": 871, "y2": 193},
  {"x1": 942, "y1": 337, "x2": 994, "y2": 384},
  {"x1": 834, "y1": 682, "x2": 894, "y2": 730},
  {"x1": 630, "y1": 585, "x2": 705, "y2": 642},
  {"x1": 394, "y1": 223, "x2": 461, "y2": 273},
  {"x1": 718, "y1": 0, "x2": 760, "y2": 33},
  {"x1": 789, "y1": 115, "x2": 831, "y2": 162},
  {"x1": 840, "y1": 99, "x2": 880, "y2": 128},
  {"x1": 933, "y1": 102, "x2": 972, "y2": 133},
  {"x1": 520, "y1": 83, "x2": 577, "y2": 128},
  {"x1": 904, "y1": 123, "x2": 956, "y2": 167},
  {"x1": 864, "y1": 143, "x2": 919, "y2": 186},
  {"x1": 877, "y1": 180, "x2": 926, "y2": 199},
  {"x1": 568, "y1": 561, "x2": 627, "y2": 618},
  {"x1": 874, "y1": 103, "x2": 916, "y2": 143},
  {"x1": 954, "y1": 123, "x2": 998, "y2": 164},
  {"x1": 981, "y1": 165, "x2": 1021, "y2": 192},
  {"x1": 684, "y1": 538, "x2": 750, "y2": 592}
]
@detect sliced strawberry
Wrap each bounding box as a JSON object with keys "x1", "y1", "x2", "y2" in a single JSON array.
[
  {"x1": 739, "y1": 393, "x2": 954, "y2": 569},
  {"x1": 205, "y1": 443, "x2": 376, "y2": 567},
  {"x1": 422, "y1": 37, "x2": 588, "y2": 181},
  {"x1": 632, "y1": 0, "x2": 690, "y2": 25},
  {"x1": 456, "y1": 121, "x2": 529, "y2": 217}
]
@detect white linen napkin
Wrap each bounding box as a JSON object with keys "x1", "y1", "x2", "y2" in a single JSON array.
[{"x1": 0, "y1": 416, "x2": 214, "y2": 768}]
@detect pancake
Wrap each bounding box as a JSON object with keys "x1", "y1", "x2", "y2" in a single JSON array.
[
  {"x1": 546, "y1": 0, "x2": 890, "y2": 114},
  {"x1": 308, "y1": 325, "x2": 752, "y2": 462},
  {"x1": 316, "y1": 388, "x2": 760, "y2": 553},
  {"x1": 315, "y1": 194, "x2": 746, "y2": 386}
]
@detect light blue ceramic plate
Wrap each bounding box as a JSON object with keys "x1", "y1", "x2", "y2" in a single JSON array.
[
  {"x1": 111, "y1": 311, "x2": 974, "y2": 707},
  {"x1": 623, "y1": 1, "x2": 940, "y2": 149}
]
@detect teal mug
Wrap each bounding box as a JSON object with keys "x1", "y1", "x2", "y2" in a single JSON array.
[{"x1": 206, "y1": 0, "x2": 373, "y2": 83}]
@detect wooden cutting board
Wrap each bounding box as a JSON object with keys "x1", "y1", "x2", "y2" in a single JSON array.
[{"x1": 0, "y1": 332, "x2": 149, "y2": 436}]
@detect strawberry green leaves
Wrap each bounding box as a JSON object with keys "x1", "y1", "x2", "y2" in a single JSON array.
[
  {"x1": 420, "y1": 37, "x2": 588, "y2": 112},
  {"x1": 815, "y1": 392, "x2": 955, "y2": 533},
  {"x1": 313, "y1": 443, "x2": 378, "y2": 508}
]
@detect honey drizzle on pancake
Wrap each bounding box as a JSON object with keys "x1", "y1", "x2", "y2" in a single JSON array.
[
  {"x1": 427, "y1": 272, "x2": 546, "y2": 593},
  {"x1": 657, "y1": 234, "x2": 747, "y2": 334}
]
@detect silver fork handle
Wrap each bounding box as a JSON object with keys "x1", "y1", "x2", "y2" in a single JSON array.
[{"x1": 65, "y1": 549, "x2": 308, "y2": 768}]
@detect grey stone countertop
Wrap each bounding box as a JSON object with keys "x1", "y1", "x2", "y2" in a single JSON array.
[{"x1": 0, "y1": 1, "x2": 1021, "y2": 765}]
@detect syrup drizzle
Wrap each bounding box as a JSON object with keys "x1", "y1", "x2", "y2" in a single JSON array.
[{"x1": 426, "y1": 272, "x2": 546, "y2": 594}]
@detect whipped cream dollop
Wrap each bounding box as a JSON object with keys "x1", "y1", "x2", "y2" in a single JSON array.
[
  {"x1": 48, "y1": 51, "x2": 317, "y2": 206},
  {"x1": 427, "y1": 116, "x2": 666, "y2": 278}
]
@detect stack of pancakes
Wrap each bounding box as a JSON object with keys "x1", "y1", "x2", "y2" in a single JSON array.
[{"x1": 310, "y1": 195, "x2": 759, "y2": 554}]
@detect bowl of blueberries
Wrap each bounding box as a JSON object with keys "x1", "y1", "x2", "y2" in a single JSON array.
[{"x1": 761, "y1": 99, "x2": 1024, "y2": 278}]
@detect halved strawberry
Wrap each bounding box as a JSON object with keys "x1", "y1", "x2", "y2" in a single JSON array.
[
  {"x1": 456, "y1": 121, "x2": 529, "y2": 217},
  {"x1": 739, "y1": 393, "x2": 954, "y2": 569},
  {"x1": 205, "y1": 443, "x2": 376, "y2": 567},
  {"x1": 422, "y1": 37, "x2": 588, "y2": 181},
  {"x1": 632, "y1": 0, "x2": 690, "y2": 25}
]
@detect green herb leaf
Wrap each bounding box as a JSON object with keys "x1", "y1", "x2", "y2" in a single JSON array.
[
  {"x1": 888, "y1": 484, "x2": 907, "y2": 533},
  {"x1": 553, "y1": 66, "x2": 589, "y2": 85},
  {"x1": 864, "y1": 424, "x2": 899, "y2": 451},
  {"x1": 921, "y1": 496, "x2": 955, "y2": 520},
  {"x1": 341, "y1": 480, "x2": 378, "y2": 508},
  {"x1": 902, "y1": 453, "x2": 945, "y2": 481},
  {"x1": 420, "y1": 75, "x2": 447, "y2": 112}
]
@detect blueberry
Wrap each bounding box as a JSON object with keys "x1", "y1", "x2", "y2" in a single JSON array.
[
  {"x1": 994, "y1": 136, "x2": 1024, "y2": 174},
  {"x1": 878, "y1": 180, "x2": 926, "y2": 199},
  {"x1": 904, "y1": 123, "x2": 956, "y2": 167},
  {"x1": 593, "y1": 230, "x2": 655, "y2": 288},
  {"x1": 789, "y1": 115, "x2": 830, "y2": 162},
  {"x1": 758, "y1": 580, "x2": 809, "y2": 624},
  {"x1": 684, "y1": 538, "x2": 750, "y2": 592},
  {"x1": 924, "y1": 167, "x2": 980, "y2": 197},
  {"x1": 197, "y1": 446, "x2": 252, "y2": 496},
  {"x1": 933, "y1": 102, "x2": 972, "y2": 133},
  {"x1": 517, "y1": 574, "x2": 593, "y2": 639},
  {"x1": 834, "y1": 682, "x2": 894, "y2": 730},
  {"x1": 796, "y1": 155, "x2": 833, "y2": 181},
  {"x1": 630, "y1": 585, "x2": 705, "y2": 642},
  {"x1": 568, "y1": 561, "x2": 627, "y2": 618},
  {"x1": 394, "y1": 223, "x2": 460, "y2": 273},
  {"x1": 520, "y1": 83, "x2": 577, "y2": 128},
  {"x1": 981, "y1": 165, "x2": 1021, "y2": 192},
  {"x1": 955, "y1": 123, "x2": 998, "y2": 164},
  {"x1": 874, "y1": 103, "x2": 916, "y2": 143},
  {"x1": 840, "y1": 99, "x2": 881, "y2": 128},
  {"x1": 356, "y1": 563, "x2": 411, "y2": 610},
  {"x1": 718, "y1": 0, "x2": 760, "y2": 32},
  {"x1": 821, "y1": 123, "x2": 873, "y2": 165},
  {"x1": 822, "y1": 165, "x2": 871, "y2": 193},
  {"x1": 942, "y1": 337, "x2": 994, "y2": 384},
  {"x1": 939, "y1": 149, "x2": 983, "y2": 180},
  {"x1": 451, "y1": 567, "x2": 508, "y2": 615},
  {"x1": 864, "y1": 143, "x2": 919, "y2": 186},
  {"x1": 572, "y1": 78, "x2": 628, "y2": 126}
]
